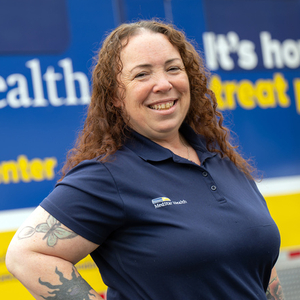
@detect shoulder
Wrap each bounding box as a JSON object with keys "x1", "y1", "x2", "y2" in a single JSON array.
[
  {"x1": 61, "y1": 158, "x2": 108, "y2": 184},
  {"x1": 57, "y1": 158, "x2": 124, "y2": 199},
  {"x1": 58, "y1": 148, "x2": 142, "y2": 194}
]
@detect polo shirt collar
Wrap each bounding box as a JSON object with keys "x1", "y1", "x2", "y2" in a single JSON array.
[
  {"x1": 124, "y1": 130, "x2": 172, "y2": 162},
  {"x1": 124, "y1": 123, "x2": 217, "y2": 163}
]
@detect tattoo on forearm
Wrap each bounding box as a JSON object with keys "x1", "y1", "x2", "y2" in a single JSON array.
[
  {"x1": 18, "y1": 215, "x2": 77, "y2": 247},
  {"x1": 39, "y1": 267, "x2": 95, "y2": 299},
  {"x1": 266, "y1": 276, "x2": 285, "y2": 300}
]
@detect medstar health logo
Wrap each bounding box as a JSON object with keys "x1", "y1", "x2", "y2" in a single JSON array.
[{"x1": 151, "y1": 197, "x2": 187, "y2": 209}]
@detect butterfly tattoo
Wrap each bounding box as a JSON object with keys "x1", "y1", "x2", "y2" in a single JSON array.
[{"x1": 18, "y1": 215, "x2": 77, "y2": 247}]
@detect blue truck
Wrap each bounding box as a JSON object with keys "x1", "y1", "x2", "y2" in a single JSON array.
[{"x1": 1, "y1": 1, "x2": 299, "y2": 298}]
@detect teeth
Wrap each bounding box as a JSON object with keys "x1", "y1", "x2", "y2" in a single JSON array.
[{"x1": 150, "y1": 101, "x2": 175, "y2": 110}]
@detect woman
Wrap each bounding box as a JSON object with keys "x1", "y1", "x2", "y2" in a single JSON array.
[{"x1": 6, "y1": 20, "x2": 284, "y2": 300}]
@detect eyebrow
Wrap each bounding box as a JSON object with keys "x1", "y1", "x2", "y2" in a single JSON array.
[{"x1": 129, "y1": 58, "x2": 182, "y2": 73}]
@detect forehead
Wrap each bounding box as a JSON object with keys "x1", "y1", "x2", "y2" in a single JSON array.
[{"x1": 120, "y1": 31, "x2": 181, "y2": 68}]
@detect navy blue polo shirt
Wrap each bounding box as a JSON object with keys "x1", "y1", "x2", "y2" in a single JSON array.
[{"x1": 41, "y1": 123, "x2": 280, "y2": 300}]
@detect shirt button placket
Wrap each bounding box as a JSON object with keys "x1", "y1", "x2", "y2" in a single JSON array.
[
  {"x1": 200, "y1": 169, "x2": 225, "y2": 202},
  {"x1": 211, "y1": 185, "x2": 217, "y2": 191},
  {"x1": 202, "y1": 171, "x2": 218, "y2": 191}
]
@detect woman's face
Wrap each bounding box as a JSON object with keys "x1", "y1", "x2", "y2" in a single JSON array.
[{"x1": 117, "y1": 30, "x2": 191, "y2": 143}]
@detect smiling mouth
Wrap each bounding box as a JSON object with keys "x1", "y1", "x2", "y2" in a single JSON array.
[{"x1": 149, "y1": 100, "x2": 175, "y2": 110}]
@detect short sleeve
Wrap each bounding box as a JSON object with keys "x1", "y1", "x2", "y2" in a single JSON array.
[{"x1": 40, "y1": 159, "x2": 125, "y2": 245}]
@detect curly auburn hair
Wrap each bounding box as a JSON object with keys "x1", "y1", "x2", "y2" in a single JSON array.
[{"x1": 60, "y1": 20, "x2": 254, "y2": 179}]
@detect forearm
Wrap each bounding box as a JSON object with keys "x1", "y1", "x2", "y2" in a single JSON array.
[
  {"x1": 266, "y1": 267, "x2": 285, "y2": 300},
  {"x1": 8, "y1": 252, "x2": 102, "y2": 300}
]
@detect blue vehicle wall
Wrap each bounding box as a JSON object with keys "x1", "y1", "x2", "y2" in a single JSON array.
[{"x1": 1, "y1": 0, "x2": 299, "y2": 211}]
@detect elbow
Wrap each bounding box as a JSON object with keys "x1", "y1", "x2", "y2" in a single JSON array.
[
  {"x1": 5, "y1": 239, "x2": 28, "y2": 278},
  {"x1": 5, "y1": 242, "x2": 19, "y2": 276}
]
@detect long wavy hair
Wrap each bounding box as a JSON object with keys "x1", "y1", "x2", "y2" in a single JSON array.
[{"x1": 60, "y1": 20, "x2": 254, "y2": 180}]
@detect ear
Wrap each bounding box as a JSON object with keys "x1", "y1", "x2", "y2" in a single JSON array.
[
  {"x1": 112, "y1": 87, "x2": 125, "y2": 108},
  {"x1": 112, "y1": 97, "x2": 123, "y2": 108}
]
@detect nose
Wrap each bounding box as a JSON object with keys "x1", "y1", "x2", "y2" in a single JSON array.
[{"x1": 152, "y1": 73, "x2": 172, "y2": 93}]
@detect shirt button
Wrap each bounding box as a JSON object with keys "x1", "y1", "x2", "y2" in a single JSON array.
[
  {"x1": 211, "y1": 185, "x2": 217, "y2": 191},
  {"x1": 202, "y1": 171, "x2": 208, "y2": 177}
]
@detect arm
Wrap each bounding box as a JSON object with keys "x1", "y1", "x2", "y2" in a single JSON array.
[
  {"x1": 6, "y1": 206, "x2": 103, "y2": 300},
  {"x1": 266, "y1": 267, "x2": 285, "y2": 300}
]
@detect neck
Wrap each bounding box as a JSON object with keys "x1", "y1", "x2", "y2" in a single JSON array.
[
  {"x1": 179, "y1": 134, "x2": 190, "y2": 161},
  {"x1": 153, "y1": 132, "x2": 190, "y2": 161}
]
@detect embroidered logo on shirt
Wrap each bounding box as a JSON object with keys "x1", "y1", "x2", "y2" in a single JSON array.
[{"x1": 151, "y1": 197, "x2": 187, "y2": 209}]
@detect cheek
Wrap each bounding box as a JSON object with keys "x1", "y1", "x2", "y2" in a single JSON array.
[
  {"x1": 127, "y1": 84, "x2": 151, "y2": 106},
  {"x1": 175, "y1": 75, "x2": 190, "y2": 93}
]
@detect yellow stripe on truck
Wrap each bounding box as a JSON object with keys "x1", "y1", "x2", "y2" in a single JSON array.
[{"x1": 266, "y1": 193, "x2": 300, "y2": 249}]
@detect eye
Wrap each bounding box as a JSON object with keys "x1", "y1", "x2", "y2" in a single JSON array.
[
  {"x1": 134, "y1": 72, "x2": 148, "y2": 79},
  {"x1": 168, "y1": 66, "x2": 181, "y2": 72}
]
